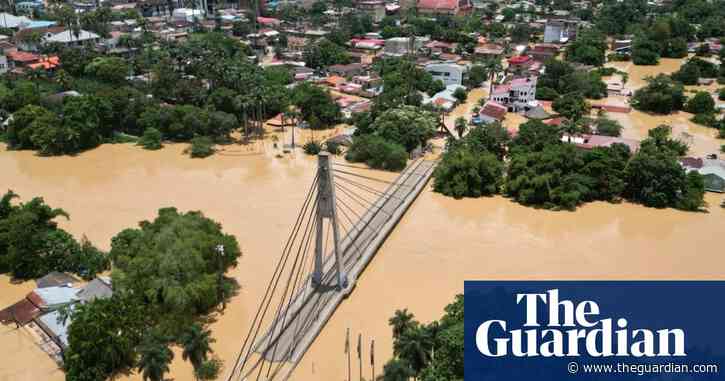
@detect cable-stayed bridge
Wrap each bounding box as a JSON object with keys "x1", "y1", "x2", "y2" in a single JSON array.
[{"x1": 227, "y1": 153, "x2": 436, "y2": 381}]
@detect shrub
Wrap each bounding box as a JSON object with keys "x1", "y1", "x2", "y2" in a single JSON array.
[
  {"x1": 324, "y1": 140, "x2": 341, "y2": 155},
  {"x1": 452, "y1": 87, "x2": 467, "y2": 103},
  {"x1": 188, "y1": 136, "x2": 215, "y2": 158},
  {"x1": 138, "y1": 128, "x2": 163, "y2": 150},
  {"x1": 719, "y1": 88, "x2": 725, "y2": 101},
  {"x1": 684, "y1": 92, "x2": 716, "y2": 115},
  {"x1": 303, "y1": 140, "x2": 322, "y2": 155},
  {"x1": 690, "y1": 113, "x2": 717, "y2": 127},
  {"x1": 536, "y1": 86, "x2": 559, "y2": 101},
  {"x1": 346, "y1": 135, "x2": 407, "y2": 171},
  {"x1": 595, "y1": 118, "x2": 623, "y2": 137}
]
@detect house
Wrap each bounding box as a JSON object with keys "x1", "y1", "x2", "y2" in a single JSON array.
[
  {"x1": 257, "y1": 17, "x2": 282, "y2": 27},
  {"x1": 33, "y1": 277, "x2": 112, "y2": 351},
  {"x1": 528, "y1": 43, "x2": 559, "y2": 62},
  {"x1": 383, "y1": 36, "x2": 428, "y2": 56},
  {"x1": 77, "y1": 277, "x2": 113, "y2": 303},
  {"x1": 563, "y1": 134, "x2": 641, "y2": 153},
  {"x1": 507, "y1": 55, "x2": 534, "y2": 72},
  {"x1": 476, "y1": 101, "x2": 507, "y2": 125},
  {"x1": 328, "y1": 63, "x2": 365, "y2": 78},
  {"x1": 0, "y1": 295, "x2": 41, "y2": 325},
  {"x1": 37, "y1": 308, "x2": 72, "y2": 349},
  {"x1": 425, "y1": 40, "x2": 458, "y2": 55},
  {"x1": 681, "y1": 158, "x2": 725, "y2": 193},
  {"x1": 473, "y1": 43, "x2": 504, "y2": 60},
  {"x1": 173, "y1": 8, "x2": 205, "y2": 22},
  {"x1": 426, "y1": 84, "x2": 466, "y2": 111},
  {"x1": 357, "y1": 0, "x2": 386, "y2": 22},
  {"x1": 28, "y1": 55, "x2": 59, "y2": 71},
  {"x1": 36, "y1": 272, "x2": 80, "y2": 289},
  {"x1": 543, "y1": 19, "x2": 575, "y2": 43},
  {"x1": 44, "y1": 30, "x2": 101, "y2": 48},
  {"x1": 31, "y1": 286, "x2": 80, "y2": 311},
  {"x1": 0, "y1": 12, "x2": 31, "y2": 29},
  {"x1": 405, "y1": 0, "x2": 473, "y2": 16},
  {"x1": 0, "y1": 54, "x2": 6, "y2": 74},
  {"x1": 425, "y1": 62, "x2": 467, "y2": 87},
  {"x1": 6, "y1": 50, "x2": 40, "y2": 70},
  {"x1": 490, "y1": 76, "x2": 537, "y2": 112}
]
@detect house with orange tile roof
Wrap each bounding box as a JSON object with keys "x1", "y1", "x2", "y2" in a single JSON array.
[{"x1": 403, "y1": 0, "x2": 472, "y2": 16}]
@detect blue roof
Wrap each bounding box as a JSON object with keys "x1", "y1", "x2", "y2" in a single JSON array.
[
  {"x1": 24, "y1": 20, "x2": 56, "y2": 29},
  {"x1": 38, "y1": 308, "x2": 72, "y2": 348},
  {"x1": 34, "y1": 286, "x2": 79, "y2": 308}
]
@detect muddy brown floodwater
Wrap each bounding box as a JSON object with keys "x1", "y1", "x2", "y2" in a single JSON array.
[{"x1": 1, "y1": 138, "x2": 724, "y2": 381}]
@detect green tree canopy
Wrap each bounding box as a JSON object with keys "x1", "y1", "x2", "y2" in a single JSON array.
[{"x1": 631, "y1": 75, "x2": 685, "y2": 114}]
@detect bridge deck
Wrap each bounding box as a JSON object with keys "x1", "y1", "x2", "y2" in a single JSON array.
[{"x1": 249, "y1": 159, "x2": 437, "y2": 380}]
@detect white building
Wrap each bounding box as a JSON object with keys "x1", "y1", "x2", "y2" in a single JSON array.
[
  {"x1": 172, "y1": 8, "x2": 205, "y2": 23},
  {"x1": 424, "y1": 62, "x2": 467, "y2": 87},
  {"x1": 543, "y1": 20, "x2": 571, "y2": 44},
  {"x1": 0, "y1": 54, "x2": 7, "y2": 75},
  {"x1": 44, "y1": 30, "x2": 101, "y2": 47},
  {"x1": 490, "y1": 76, "x2": 537, "y2": 112}
]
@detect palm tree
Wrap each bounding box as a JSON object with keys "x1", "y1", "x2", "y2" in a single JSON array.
[
  {"x1": 454, "y1": 117, "x2": 467, "y2": 139},
  {"x1": 180, "y1": 323, "x2": 215, "y2": 372},
  {"x1": 483, "y1": 58, "x2": 503, "y2": 97},
  {"x1": 389, "y1": 309, "x2": 415, "y2": 340},
  {"x1": 393, "y1": 326, "x2": 433, "y2": 379},
  {"x1": 381, "y1": 358, "x2": 414, "y2": 381},
  {"x1": 138, "y1": 337, "x2": 174, "y2": 381}
]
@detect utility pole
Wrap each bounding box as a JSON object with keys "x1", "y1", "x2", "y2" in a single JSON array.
[
  {"x1": 312, "y1": 152, "x2": 348, "y2": 290},
  {"x1": 216, "y1": 244, "x2": 226, "y2": 310},
  {"x1": 370, "y1": 339, "x2": 375, "y2": 381},
  {"x1": 357, "y1": 333, "x2": 362, "y2": 381}
]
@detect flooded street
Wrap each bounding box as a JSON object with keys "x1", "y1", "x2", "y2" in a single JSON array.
[
  {"x1": 1, "y1": 135, "x2": 724, "y2": 381},
  {"x1": 605, "y1": 57, "x2": 685, "y2": 90}
]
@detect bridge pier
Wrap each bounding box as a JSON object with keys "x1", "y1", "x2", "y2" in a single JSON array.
[{"x1": 312, "y1": 152, "x2": 348, "y2": 290}]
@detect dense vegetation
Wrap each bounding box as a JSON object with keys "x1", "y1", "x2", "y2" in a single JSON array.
[
  {"x1": 631, "y1": 75, "x2": 686, "y2": 114},
  {"x1": 64, "y1": 207, "x2": 240, "y2": 381},
  {"x1": 381, "y1": 296, "x2": 464, "y2": 380},
  {"x1": 347, "y1": 105, "x2": 437, "y2": 171},
  {"x1": 0, "y1": 31, "x2": 342, "y2": 156},
  {"x1": 537, "y1": 60, "x2": 607, "y2": 101},
  {"x1": 433, "y1": 122, "x2": 705, "y2": 212},
  {"x1": 0, "y1": 190, "x2": 107, "y2": 279}
]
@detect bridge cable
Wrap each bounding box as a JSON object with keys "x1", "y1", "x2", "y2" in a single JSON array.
[
  {"x1": 228, "y1": 174, "x2": 319, "y2": 381},
  {"x1": 334, "y1": 175, "x2": 405, "y2": 203},
  {"x1": 335, "y1": 183, "x2": 393, "y2": 219},
  {"x1": 330, "y1": 162, "x2": 384, "y2": 171},
  {"x1": 262, "y1": 197, "x2": 319, "y2": 380},
  {"x1": 330, "y1": 168, "x2": 396, "y2": 186}
]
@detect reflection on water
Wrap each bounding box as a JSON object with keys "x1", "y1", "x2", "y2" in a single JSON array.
[{"x1": 1, "y1": 141, "x2": 723, "y2": 381}]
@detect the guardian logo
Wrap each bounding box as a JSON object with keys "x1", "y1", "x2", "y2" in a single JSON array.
[{"x1": 476, "y1": 289, "x2": 686, "y2": 358}]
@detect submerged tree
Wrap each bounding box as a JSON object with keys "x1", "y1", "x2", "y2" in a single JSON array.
[
  {"x1": 137, "y1": 333, "x2": 174, "y2": 381},
  {"x1": 180, "y1": 323, "x2": 215, "y2": 372}
]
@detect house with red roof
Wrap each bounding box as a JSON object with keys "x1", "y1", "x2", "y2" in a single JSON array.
[
  {"x1": 507, "y1": 55, "x2": 534, "y2": 72},
  {"x1": 562, "y1": 134, "x2": 640, "y2": 153},
  {"x1": 477, "y1": 101, "x2": 507, "y2": 125},
  {"x1": 403, "y1": 0, "x2": 472, "y2": 16},
  {"x1": 257, "y1": 17, "x2": 281, "y2": 26}
]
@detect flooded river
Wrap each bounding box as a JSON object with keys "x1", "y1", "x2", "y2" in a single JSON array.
[{"x1": 1, "y1": 137, "x2": 724, "y2": 381}]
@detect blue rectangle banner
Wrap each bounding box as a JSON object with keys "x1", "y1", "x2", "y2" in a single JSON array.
[{"x1": 464, "y1": 281, "x2": 724, "y2": 380}]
